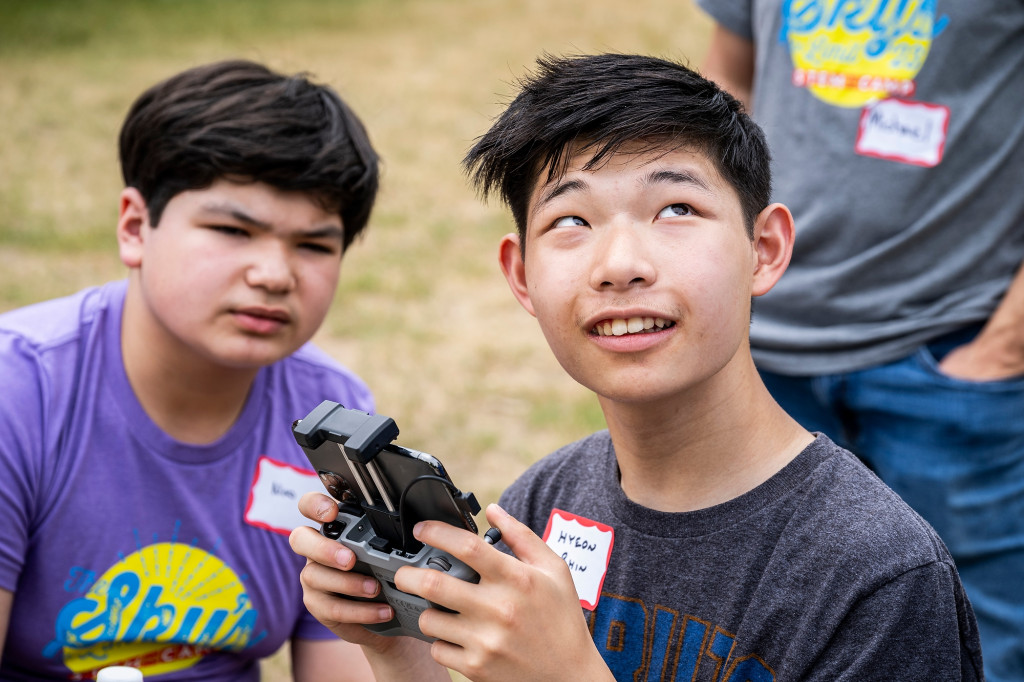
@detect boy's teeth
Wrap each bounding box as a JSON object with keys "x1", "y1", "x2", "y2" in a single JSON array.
[{"x1": 594, "y1": 317, "x2": 672, "y2": 336}]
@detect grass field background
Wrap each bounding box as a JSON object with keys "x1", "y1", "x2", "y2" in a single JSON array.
[{"x1": 0, "y1": 0, "x2": 712, "y2": 677}]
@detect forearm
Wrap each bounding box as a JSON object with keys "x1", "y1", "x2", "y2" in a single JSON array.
[
  {"x1": 291, "y1": 637, "x2": 374, "y2": 682},
  {"x1": 362, "y1": 639, "x2": 450, "y2": 682},
  {"x1": 701, "y1": 24, "x2": 755, "y2": 111},
  {"x1": 941, "y1": 261, "x2": 1024, "y2": 379},
  {"x1": 291, "y1": 633, "x2": 448, "y2": 682},
  {"x1": 978, "y1": 261, "x2": 1024, "y2": 358},
  {"x1": 0, "y1": 587, "x2": 11, "y2": 664}
]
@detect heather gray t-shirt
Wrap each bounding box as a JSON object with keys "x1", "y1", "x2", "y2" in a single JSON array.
[
  {"x1": 500, "y1": 432, "x2": 983, "y2": 680},
  {"x1": 696, "y1": 0, "x2": 1024, "y2": 374}
]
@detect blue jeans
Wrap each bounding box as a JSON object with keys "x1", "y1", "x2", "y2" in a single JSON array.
[{"x1": 760, "y1": 325, "x2": 1024, "y2": 682}]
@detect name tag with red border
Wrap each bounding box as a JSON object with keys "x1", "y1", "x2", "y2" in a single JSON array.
[
  {"x1": 855, "y1": 98, "x2": 950, "y2": 167},
  {"x1": 245, "y1": 456, "x2": 321, "y2": 536},
  {"x1": 542, "y1": 508, "x2": 614, "y2": 611}
]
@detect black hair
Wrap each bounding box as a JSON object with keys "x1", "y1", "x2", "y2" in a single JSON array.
[
  {"x1": 119, "y1": 59, "x2": 379, "y2": 251},
  {"x1": 463, "y1": 53, "x2": 771, "y2": 242}
]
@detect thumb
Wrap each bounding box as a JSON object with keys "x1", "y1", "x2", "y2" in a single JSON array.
[
  {"x1": 485, "y1": 503, "x2": 561, "y2": 568},
  {"x1": 298, "y1": 491, "x2": 341, "y2": 524}
]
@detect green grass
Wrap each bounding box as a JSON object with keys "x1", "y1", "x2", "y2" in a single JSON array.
[
  {"x1": 0, "y1": 0, "x2": 381, "y2": 56},
  {"x1": 0, "y1": 1, "x2": 713, "y2": 677}
]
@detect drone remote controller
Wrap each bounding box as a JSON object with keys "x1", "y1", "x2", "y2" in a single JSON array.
[{"x1": 293, "y1": 400, "x2": 482, "y2": 640}]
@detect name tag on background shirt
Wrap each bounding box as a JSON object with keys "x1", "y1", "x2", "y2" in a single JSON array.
[{"x1": 855, "y1": 98, "x2": 950, "y2": 167}]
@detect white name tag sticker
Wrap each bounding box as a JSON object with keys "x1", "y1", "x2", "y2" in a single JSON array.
[
  {"x1": 245, "y1": 456, "x2": 322, "y2": 536},
  {"x1": 542, "y1": 509, "x2": 615, "y2": 611},
  {"x1": 855, "y1": 98, "x2": 950, "y2": 167}
]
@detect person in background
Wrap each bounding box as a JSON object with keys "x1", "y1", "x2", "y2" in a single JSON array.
[
  {"x1": 697, "y1": 2, "x2": 1024, "y2": 680},
  {"x1": 0, "y1": 59, "x2": 379, "y2": 681},
  {"x1": 290, "y1": 53, "x2": 983, "y2": 681}
]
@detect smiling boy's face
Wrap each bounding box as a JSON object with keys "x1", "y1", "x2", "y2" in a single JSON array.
[{"x1": 500, "y1": 144, "x2": 769, "y2": 407}]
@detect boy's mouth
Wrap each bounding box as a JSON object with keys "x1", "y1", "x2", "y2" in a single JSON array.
[
  {"x1": 237, "y1": 305, "x2": 291, "y2": 323},
  {"x1": 591, "y1": 317, "x2": 675, "y2": 337}
]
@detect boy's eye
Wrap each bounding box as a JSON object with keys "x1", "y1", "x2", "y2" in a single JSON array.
[
  {"x1": 657, "y1": 203, "x2": 694, "y2": 218},
  {"x1": 300, "y1": 242, "x2": 338, "y2": 255},
  {"x1": 210, "y1": 225, "x2": 249, "y2": 237},
  {"x1": 553, "y1": 215, "x2": 588, "y2": 228}
]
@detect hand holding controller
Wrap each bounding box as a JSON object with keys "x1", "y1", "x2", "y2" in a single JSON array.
[
  {"x1": 318, "y1": 506, "x2": 480, "y2": 640},
  {"x1": 292, "y1": 400, "x2": 485, "y2": 641}
]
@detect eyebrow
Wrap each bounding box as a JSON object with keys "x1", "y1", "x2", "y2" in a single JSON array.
[
  {"x1": 531, "y1": 165, "x2": 717, "y2": 219},
  {"x1": 533, "y1": 178, "x2": 589, "y2": 215},
  {"x1": 198, "y1": 202, "x2": 345, "y2": 241},
  {"x1": 640, "y1": 169, "x2": 713, "y2": 194}
]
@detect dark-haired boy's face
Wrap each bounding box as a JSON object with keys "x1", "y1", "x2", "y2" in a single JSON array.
[
  {"x1": 500, "y1": 144, "x2": 759, "y2": 406},
  {"x1": 119, "y1": 179, "x2": 345, "y2": 371}
]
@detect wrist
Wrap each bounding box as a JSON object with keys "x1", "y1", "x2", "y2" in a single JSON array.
[
  {"x1": 364, "y1": 637, "x2": 443, "y2": 681},
  {"x1": 975, "y1": 320, "x2": 1024, "y2": 368},
  {"x1": 939, "y1": 323, "x2": 1024, "y2": 381}
]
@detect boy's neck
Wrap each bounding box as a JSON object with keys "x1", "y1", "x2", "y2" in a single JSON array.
[
  {"x1": 120, "y1": 286, "x2": 260, "y2": 445},
  {"x1": 599, "y1": 360, "x2": 813, "y2": 513}
]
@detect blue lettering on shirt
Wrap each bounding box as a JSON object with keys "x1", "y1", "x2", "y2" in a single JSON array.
[
  {"x1": 587, "y1": 593, "x2": 776, "y2": 681},
  {"x1": 778, "y1": 0, "x2": 949, "y2": 56}
]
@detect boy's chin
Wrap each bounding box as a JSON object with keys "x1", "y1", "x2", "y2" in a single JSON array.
[
  {"x1": 587, "y1": 371, "x2": 721, "y2": 408},
  {"x1": 214, "y1": 340, "x2": 301, "y2": 371}
]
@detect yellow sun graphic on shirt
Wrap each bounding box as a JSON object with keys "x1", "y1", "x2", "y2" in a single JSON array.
[
  {"x1": 49, "y1": 542, "x2": 261, "y2": 678},
  {"x1": 781, "y1": 0, "x2": 948, "y2": 107}
]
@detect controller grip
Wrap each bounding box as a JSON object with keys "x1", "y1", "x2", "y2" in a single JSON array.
[
  {"x1": 349, "y1": 559, "x2": 409, "y2": 637},
  {"x1": 422, "y1": 554, "x2": 477, "y2": 613},
  {"x1": 371, "y1": 552, "x2": 479, "y2": 639},
  {"x1": 320, "y1": 514, "x2": 480, "y2": 641}
]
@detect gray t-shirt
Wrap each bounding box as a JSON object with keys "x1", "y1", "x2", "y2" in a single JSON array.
[
  {"x1": 696, "y1": 0, "x2": 1024, "y2": 374},
  {"x1": 499, "y1": 432, "x2": 983, "y2": 680}
]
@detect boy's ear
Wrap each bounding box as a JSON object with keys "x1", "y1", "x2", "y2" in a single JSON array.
[
  {"x1": 117, "y1": 187, "x2": 150, "y2": 269},
  {"x1": 498, "y1": 233, "x2": 537, "y2": 317},
  {"x1": 751, "y1": 202, "x2": 795, "y2": 297}
]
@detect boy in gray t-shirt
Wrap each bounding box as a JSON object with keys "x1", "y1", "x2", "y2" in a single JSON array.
[{"x1": 289, "y1": 54, "x2": 983, "y2": 681}]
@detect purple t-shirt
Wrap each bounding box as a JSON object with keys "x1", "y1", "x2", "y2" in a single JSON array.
[{"x1": 0, "y1": 281, "x2": 373, "y2": 680}]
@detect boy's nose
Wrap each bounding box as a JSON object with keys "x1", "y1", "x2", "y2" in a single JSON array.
[
  {"x1": 589, "y1": 222, "x2": 656, "y2": 291},
  {"x1": 245, "y1": 243, "x2": 296, "y2": 293}
]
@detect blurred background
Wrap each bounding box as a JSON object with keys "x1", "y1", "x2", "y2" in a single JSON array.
[{"x1": 0, "y1": 0, "x2": 711, "y2": 676}]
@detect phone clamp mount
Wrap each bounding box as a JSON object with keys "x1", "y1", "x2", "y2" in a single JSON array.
[{"x1": 293, "y1": 400, "x2": 482, "y2": 641}]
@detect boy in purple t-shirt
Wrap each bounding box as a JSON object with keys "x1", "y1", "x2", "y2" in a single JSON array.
[{"x1": 0, "y1": 60, "x2": 379, "y2": 680}]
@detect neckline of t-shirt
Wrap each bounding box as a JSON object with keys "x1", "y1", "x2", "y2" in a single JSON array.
[
  {"x1": 604, "y1": 433, "x2": 834, "y2": 539},
  {"x1": 104, "y1": 280, "x2": 268, "y2": 465}
]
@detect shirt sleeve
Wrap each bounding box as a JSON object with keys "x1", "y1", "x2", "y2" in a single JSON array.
[
  {"x1": 800, "y1": 560, "x2": 984, "y2": 681},
  {"x1": 0, "y1": 333, "x2": 47, "y2": 592},
  {"x1": 694, "y1": 0, "x2": 755, "y2": 41},
  {"x1": 291, "y1": 608, "x2": 338, "y2": 641}
]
